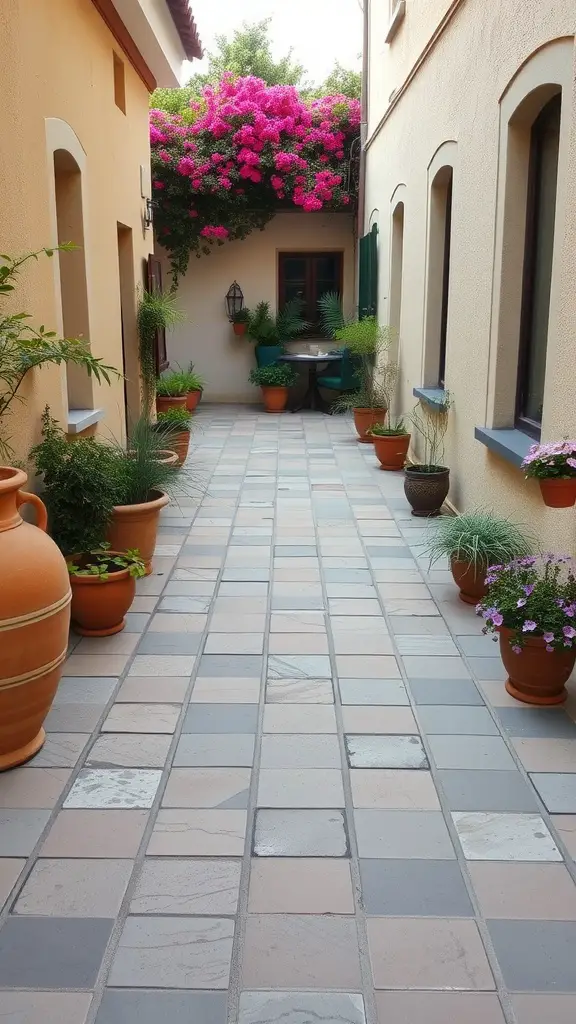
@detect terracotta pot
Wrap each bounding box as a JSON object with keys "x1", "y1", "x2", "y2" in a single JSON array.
[
  {"x1": 451, "y1": 559, "x2": 488, "y2": 605},
  {"x1": 539, "y1": 478, "x2": 576, "y2": 508},
  {"x1": 69, "y1": 554, "x2": 136, "y2": 637},
  {"x1": 129, "y1": 449, "x2": 178, "y2": 466},
  {"x1": 373, "y1": 433, "x2": 411, "y2": 470},
  {"x1": 404, "y1": 465, "x2": 450, "y2": 517},
  {"x1": 0, "y1": 468, "x2": 71, "y2": 770},
  {"x1": 171, "y1": 430, "x2": 191, "y2": 466},
  {"x1": 107, "y1": 490, "x2": 170, "y2": 575},
  {"x1": 353, "y1": 408, "x2": 387, "y2": 443},
  {"x1": 156, "y1": 394, "x2": 187, "y2": 414},
  {"x1": 233, "y1": 322, "x2": 247, "y2": 336},
  {"x1": 499, "y1": 627, "x2": 576, "y2": 705},
  {"x1": 261, "y1": 386, "x2": 288, "y2": 413},
  {"x1": 186, "y1": 390, "x2": 202, "y2": 412}
]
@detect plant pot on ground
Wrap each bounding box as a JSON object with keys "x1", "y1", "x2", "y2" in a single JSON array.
[
  {"x1": 68, "y1": 547, "x2": 146, "y2": 636},
  {"x1": 368, "y1": 419, "x2": 411, "y2": 470},
  {"x1": 249, "y1": 364, "x2": 299, "y2": 413},
  {"x1": 404, "y1": 394, "x2": 453, "y2": 516},
  {"x1": 155, "y1": 407, "x2": 192, "y2": 467},
  {"x1": 169, "y1": 364, "x2": 205, "y2": 411},
  {"x1": 479, "y1": 554, "x2": 576, "y2": 704},
  {"x1": 156, "y1": 371, "x2": 188, "y2": 413},
  {"x1": 522, "y1": 440, "x2": 576, "y2": 508},
  {"x1": 423, "y1": 508, "x2": 534, "y2": 604}
]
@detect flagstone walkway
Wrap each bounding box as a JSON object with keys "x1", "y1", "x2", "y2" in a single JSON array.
[{"x1": 1, "y1": 405, "x2": 576, "y2": 1024}]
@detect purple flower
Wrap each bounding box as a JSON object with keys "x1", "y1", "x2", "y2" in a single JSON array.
[
  {"x1": 563, "y1": 625, "x2": 576, "y2": 639},
  {"x1": 564, "y1": 604, "x2": 576, "y2": 618},
  {"x1": 517, "y1": 598, "x2": 527, "y2": 608},
  {"x1": 522, "y1": 620, "x2": 537, "y2": 632},
  {"x1": 522, "y1": 584, "x2": 535, "y2": 596},
  {"x1": 512, "y1": 645, "x2": 522, "y2": 654},
  {"x1": 543, "y1": 632, "x2": 555, "y2": 643},
  {"x1": 567, "y1": 457, "x2": 576, "y2": 469},
  {"x1": 546, "y1": 645, "x2": 554, "y2": 652},
  {"x1": 492, "y1": 612, "x2": 503, "y2": 627}
]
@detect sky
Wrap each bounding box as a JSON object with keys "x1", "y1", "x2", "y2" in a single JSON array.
[{"x1": 183, "y1": 0, "x2": 363, "y2": 85}]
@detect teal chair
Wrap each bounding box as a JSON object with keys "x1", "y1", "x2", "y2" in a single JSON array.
[{"x1": 317, "y1": 348, "x2": 361, "y2": 395}]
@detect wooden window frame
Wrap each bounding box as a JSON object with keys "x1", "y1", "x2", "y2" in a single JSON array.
[
  {"x1": 438, "y1": 173, "x2": 453, "y2": 388},
  {"x1": 278, "y1": 251, "x2": 344, "y2": 336},
  {"x1": 146, "y1": 255, "x2": 169, "y2": 374}
]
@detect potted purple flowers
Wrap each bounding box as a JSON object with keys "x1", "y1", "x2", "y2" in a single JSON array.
[
  {"x1": 522, "y1": 440, "x2": 576, "y2": 508},
  {"x1": 478, "y1": 555, "x2": 576, "y2": 705}
]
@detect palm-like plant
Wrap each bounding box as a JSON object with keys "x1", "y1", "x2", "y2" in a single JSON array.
[
  {"x1": 318, "y1": 292, "x2": 394, "y2": 411},
  {"x1": 247, "y1": 299, "x2": 309, "y2": 346},
  {"x1": 137, "y1": 288, "x2": 185, "y2": 414}
]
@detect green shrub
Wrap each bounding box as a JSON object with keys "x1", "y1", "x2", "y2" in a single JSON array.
[
  {"x1": 249, "y1": 364, "x2": 299, "y2": 387},
  {"x1": 156, "y1": 372, "x2": 188, "y2": 397},
  {"x1": 247, "y1": 299, "x2": 308, "y2": 347},
  {"x1": 369, "y1": 419, "x2": 409, "y2": 437},
  {"x1": 156, "y1": 408, "x2": 192, "y2": 433},
  {"x1": 423, "y1": 508, "x2": 534, "y2": 570}
]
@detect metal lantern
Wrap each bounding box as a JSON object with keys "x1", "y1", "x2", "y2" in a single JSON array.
[{"x1": 225, "y1": 281, "x2": 244, "y2": 320}]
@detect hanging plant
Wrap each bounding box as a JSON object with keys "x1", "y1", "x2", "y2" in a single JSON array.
[{"x1": 150, "y1": 75, "x2": 360, "y2": 283}]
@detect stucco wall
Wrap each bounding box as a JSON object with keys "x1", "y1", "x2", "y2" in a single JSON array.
[
  {"x1": 364, "y1": 0, "x2": 576, "y2": 554},
  {"x1": 160, "y1": 212, "x2": 356, "y2": 403},
  {"x1": 0, "y1": 0, "x2": 155, "y2": 463}
]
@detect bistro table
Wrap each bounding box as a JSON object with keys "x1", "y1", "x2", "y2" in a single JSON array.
[{"x1": 279, "y1": 352, "x2": 342, "y2": 412}]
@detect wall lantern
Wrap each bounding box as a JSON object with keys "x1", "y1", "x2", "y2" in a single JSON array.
[
  {"x1": 144, "y1": 198, "x2": 155, "y2": 231},
  {"x1": 225, "y1": 281, "x2": 244, "y2": 320}
]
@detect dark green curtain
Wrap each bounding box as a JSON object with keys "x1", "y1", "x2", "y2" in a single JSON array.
[{"x1": 358, "y1": 222, "x2": 378, "y2": 319}]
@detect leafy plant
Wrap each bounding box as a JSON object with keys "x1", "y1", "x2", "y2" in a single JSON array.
[
  {"x1": 112, "y1": 416, "x2": 182, "y2": 505},
  {"x1": 479, "y1": 554, "x2": 576, "y2": 653},
  {"x1": 369, "y1": 419, "x2": 409, "y2": 437},
  {"x1": 247, "y1": 300, "x2": 309, "y2": 347},
  {"x1": 137, "y1": 288, "x2": 185, "y2": 414},
  {"x1": 67, "y1": 545, "x2": 146, "y2": 581},
  {"x1": 522, "y1": 440, "x2": 576, "y2": 479},
  {"x1": 156, "y1": 372, "x2": 188, "y2": 397},
  {"x1": 249, "y1": 364, "x2": 299, "y2": 387},
  {"x1": 156, "y1": 408, "x2": 192, "y2": 432},
  {"x1": 409, "y1": 393, "x2": 453, "y2": 471},
  {"x1": 424, "y1": 509, "x2": 534, "y2": 570},
  {"x1": 319, "y1": 294, "x2": 394, "y2": 412},
  {"x1": 231, "y1": 308, "x2": 250, "y2": 324},
  {"x1": 173, "y1": 364, "x2": 205, "y2": 392},
  {"x1": 0, "y1": 248, "x2": 120, "y2": 459}
]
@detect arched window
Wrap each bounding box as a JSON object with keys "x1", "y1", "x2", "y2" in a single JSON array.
[
  {"x1": 424, "y1": 164, "x2": 454, "y2": 387},
  {"x1": 389, "y1": 200, "x2": 404, "y2": 340}
]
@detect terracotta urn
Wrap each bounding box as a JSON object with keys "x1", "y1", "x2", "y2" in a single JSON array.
[
  {"x1": 186, "y1": 390, "x2": 202, "y2": 412},
  {"x1": 451, "y1": 559, "x2": 488, "y2": 605}
]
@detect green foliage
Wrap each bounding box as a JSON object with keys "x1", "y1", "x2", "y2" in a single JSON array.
[
  {"x1": 156, "y1": 372, "x2": 188, "y2": 397},
  {"x1": 156, "y1": 407, "x2": 192, "y2": 433},
  {"x1": 137, "y1": 289, "x2": 185, "y2": 413},
  {"x1": 318, "y1": 291, "x2": 346, "y2": 336},
  {"x1": 249, "y1": 364, "x2": 299, "y2": 387},
  {"x1": 369, "y1": 419, "x2": 409, "y2": 437},
  {"x1": 68, "y1": 545, "x2": 146, "y2": 580},
  {"x1": 424, "y1": 509, "x2": 534, "y2": 570},
  {"x1": 0, "y1": 248, "x2": 121, "y2": 460},
  {"x1": 114, "y1": 416, "x2": 182, "y2": 505},
  {"x1": 172, "y1": 364, "x2": 205, "y2": 392},
  {"x1": 320, "y1": 296, "x2": 394, "y2": 413},
  {"x1": 231, "y1": 308, "x2": 250, "y2": 324},
  {"x1": 315, "y1": 61, "x2": 362, "y2": 101},
  {"x1": 410, "y1": 393, "x2": 453, "y2": 470},
  {"x1": 247, "y1": 300, "x2": 309, "y2": 347}
]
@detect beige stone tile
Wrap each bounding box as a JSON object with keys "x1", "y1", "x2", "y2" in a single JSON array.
[
  {"x1": 367, "y1": 917, "x2": 495, "y2": 989},
  {"x1": 209, "y1": 613, "x2": 266, "y2": 632},
  {"x1": 265, "y1": 678, "x2": 334, "y2": 704},
  {"x1": 274, "y1": 568, "x2": 321, "y2": 582},
  {"x1": 258, "y1": 769, "x2": 344, "y2": 807},
  {"x1": 378, "y1": 583, "x2": 431, "y2": 600},
  {"x1": 263, "y1": 705, "x2": 337, "y2": 733},
  {"x1": 551, "y1": 814, "x2": 576, "y2": 858},
  {"x1": 63, "y1": 655, "x2": 128, "y2": 676},
  {"x1": 40, "y1": 810, "x2": 149, "y2": 857},
  {"x1": 512, "y1": 737, "x2": 576, "y2": 772},
  {"x1": 468, "y1": 862, "x2": 576, "y2": 919},
  {"x1": 268, "y1": 634, "x2": 329, "y2": 655},
  {"x1": 131, "y1": 858, "x2": 241, "y2": 915},
  {"x1": 149, "y1": 613, "x2": 208, "y2": 632},
  {"x1": 162, "y1": 768, "x2": 251, "y2": 808},
  {"x1": 190, "y1": 678, "x2": 261, "y2": 703},
  {"x1": 14, "y1": 858, "x2": 133, "y2": 916},
  {"x1": 512, "y1": 994, "x2": 576, "y2": 1024},
  {"x1": 329, "y1": 615, "x2": 387, "y2": 633},
  {"x1": 129, "y1": 655, "x2": 196, "y2": 677},
  {"x1": 0, "y1": 859, "x2": 25, "y2": 906},
  {"x1": 74, "y1": 634, "x2": 139, "y2": 655},
  {"x1": 351, "y1": 769, "x2": 441, "y2": 809},
  {"x1": 477, "y1": 680, "x2": 521, "y2": 707},
  {"x1": 0, "y1": 993, "x2": 92, "y2": 1024},
  {"x1": 88, "y1": 734, "x2": 172, "y2": 769},
  {"x1": 384, "y1": 599, "x2": 441, "y2": 616},
  {"x1": 147, "y1": 810, "x2": 247, "y2": 855},
  {"x1": 248, "y1": 858, "x2": 354, "y2": 913},
  {"x1": 131, "y1": 597, "x2": 159, "y2": 613},
  {"x1": 0, "y1": 768, "x2": 71, "y2": 809},
  {"x1": 204, "y1": 633, "x2": 264, "y2": 655},
  {"x1": 333, "y1": 633, "x2": 393, "y2": 655},
  {"x1": 115, "y1": 676, "x2": 189, "y2": 703},
  {"x1": 241, "y1": 915, "x2": 362, "y2": 989},
  {"x1": 270, "y1": 612, "x2": 326, "y2": 632},
  {"x1": 102, "y1": 703, "x2": 181, "y2": 734},
  {"x1": 342, "y1": 706, "x2": 417, "y2": 734},
  {"x1": 375, "y1": 992, "x2": 505, "y2": 1024},
  {"x1": 336, "y1": 655, "x2": 400, "y2": 679}
]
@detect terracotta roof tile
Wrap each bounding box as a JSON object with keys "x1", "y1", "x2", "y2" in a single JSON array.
[{"x1": 166, "y1": 0, "x2": 203, "y2": 61}]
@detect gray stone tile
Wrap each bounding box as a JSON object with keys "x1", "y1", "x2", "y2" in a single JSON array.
[
  {"x1": 395, "y1": 634, "x2": 460, "y2": 656},
  {"x1": 44, "y1": 704, "x2": 106, "y2": 733},
  {"x1": 403, "y1": 656, "x2": 471, "y2": 678},
  {"x1": 95, "y1": 990, "x2": 227, "y2": 1024},
  {"x1": 360, "y1": 858, "x2": 473, "y2": 915},
  {"x1": 452, "y1": 812, "x2": 562, "y2": 861},
  {"x1": 272, "y1": 595, "x2": 326, "y2": 610},
  {"x1": 109, "y1": 916, "x2": 234, "y2": 988},
  {"x1": 275, "y1": 546, "x2": 318, "y2": 556},
  {"x1": 390, "y1": 616, "x2": 451, "y2": 635},
  {"x1": 28, "y1": 733, "x2": 89, "y2": 768},
  {"x1": 136, "y1": 633, "x2": 202, "y2": 655},
  {"x1": 159, "y1": 596, "x2": 212, "y2": 613},
  {"x1": 260, "y1": 735, "x2": 342, "y2": 769},
  {"x1": 182, "y1": 704, "x2": 258, "y2": 734},
  {"x1": 147, "y1": 810, "x2": 247, "y2": 856},
  {"x1": 267, "y1": 655, "x2": 332, "y2": 679},
  {"x1": 52, "y1": 676, "x2": 118, "y2": 703},
  {"x1": 102, "y1": 703, "x2": 181, "y2": 734},
  {"x1": 15, "y1": 858, "x2": 133, "y2": 917},
  {"x1": 338, "y1": 679, "x2": 410, "y2": 705},
  {"x1": 429, "y1": 735, "x2": 516, "y2": 770},
  {"x1": 197, "y1": 655, "x2": 263, "y2": 677},
  {"x1": 241, "y1": 915, "x2": 361, "y2": 989},
  {"x1": 530, "y1": 773, "x2": 576, "y2": 813},
  {"x1": 456, "y1": 634, "x2": 501, "y2": 656},
  {"x1": 0, "y1": 917, "x2": 113, "y2": 987},
  {"x1": 0, "y1": 992, "x2": 93, "y2": 1024},
  {"x1": 0, "y1": 810, "x2": 51, "y2": 855},
  {"x1": 488, "y1": 920, "x2": 576, "y2": 991},
  {"x1": 418, "y1": 705, "x2": 498, "y2": 735},
  {"x1": 254, "y1": 809, "x2": 348, "y2": 856},
  {"x1": 131, "y1": 859, "x2": 241, "y2": 915},
  {"x1": 173, "y1": 734, "x2": 255, "y2": 767},
  {"x1": 468, "y1": 657, "x2": 506, "y2": 680},
  {"x1": 409, "y1": 678, "x2": 485, "y2": 705},
  {"x1": 438, "y1": 769, "x2": 539, "y2": 812},
  {"x1": 257, "y1": 769, "x2": 345, "y2": 807},
  {"x1": 355, "y1": 809, "x2": 455, "y2": 859},
  {"x1": 497, "y1": 708, "x2": 576, "y2": 738},
  {"x1": 88, "y1": 734, "x2": 172, "y2": 768},
  {"x1": 238, "y1": 992, "x2": 366, "y2": 1024},
  {"x1": 64, "y1": 769, "x2": 162, "y2": 809},
  {"x1": 346, "y1": 735, "x2": 428, "y2": 769},
  {"x1": 124, "y1": 612, "x2": 153, "y2": 632}
]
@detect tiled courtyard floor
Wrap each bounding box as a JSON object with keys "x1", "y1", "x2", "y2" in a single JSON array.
[{"x1": 2, "y1": 405, "x2": 576, "y2": 1024}]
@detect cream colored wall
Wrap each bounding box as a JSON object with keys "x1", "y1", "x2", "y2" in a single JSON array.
[
  {"x1": 364, "y1": 0, "x2": 576, "y2": 553},
  {"x1": 0, "y1": 0, "x2": 154, "y2": 463},
  {"x1": 161, "y1": 212, "x2": 356, "y2": 403}
]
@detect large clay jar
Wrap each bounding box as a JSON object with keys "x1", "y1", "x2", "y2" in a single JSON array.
[
  {"x1": 107, "y1": 490, "x2": 170, "y2": 575},
  {"x1": 353, "y1": 408, "x2": 386, "y2": 443},
  {"x1": 0, "y1": 468, "x2": 71, "y2": 770},
  {"x1": 499, "y1": 627, "x2": 576, "y2": 705}
]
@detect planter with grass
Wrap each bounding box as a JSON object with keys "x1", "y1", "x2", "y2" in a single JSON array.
[
  {"x1": 404, "y1": 395, "x2": 452, "y2": 516},
  {"x1": 169, "y1": 364, "x2": 205, "y2": 411},
  {"x1": 156, "y1": 372, "x2": 188, "y2": 413},
  {"x1": 68, "y1": 547, "x2": 146, "y2": 636},
  {"x1": 423, "y1": 509, "x2": 533, "y2": 604},
  {"x1": 369, "y1": 420, "x2": 411, "y2": 470},
  {"x1": 249, "y1": 364, "x2": 299, "y2": 413},
  {"x1": 231, "y1": 308, "x2": 250, "y2": 337},
  {"x1": 156, "y1": 407, "x2": 192, "y2": 466},
  {"x1": 522, "y1": 440, "x2": 576, "y2": 508},
  {"x1": 479, "y1": 555, "x2": 576, "y2": 704}
]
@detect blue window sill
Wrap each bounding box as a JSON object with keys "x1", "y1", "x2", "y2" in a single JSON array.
[
  {"x1": 474, "y1": 426, "x2": 533, "y2": 468},
  {"x1": 413, "y1": 386, "x2": 447, "y2": 408},
  {"x1": 67, "y1": 408, "x2": 104, "y2": 435}
]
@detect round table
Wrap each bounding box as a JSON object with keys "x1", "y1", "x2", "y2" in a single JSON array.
[{"x1": 278, "y1": 352, "x2": 342, "y2": 412}]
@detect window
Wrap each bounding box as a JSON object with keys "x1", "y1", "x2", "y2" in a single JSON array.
[
  {"x1": 278, "y1": 252, "x2": 343, "y2": 334},
  {"x1": 515, "y1": 94, "x2": 561, "y2": 437},
  {"x1": 424, "y1": 163, "x2": 453, "y2": 387},
  {"x1": 439, "y1": 173, "x2": 453, "y2": 387},
  {"x1": 146, "y1": 255, "x2": 169, "y2": 373},
  {"x1": 113, "y1": 52, "x2": 126, "y2": 113},
  {"x1": 389, "y1": 201, "x2": 404, "y2": 338}
]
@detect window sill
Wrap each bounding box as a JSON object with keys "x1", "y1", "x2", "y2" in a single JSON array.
[
  {"x1": 413, "y1": 386, "x2": 447, "y2": 409},
  {"x1": 474, "y1": 426, "x2": 533, "y2": 469},
  {"x1": 67, "y1": 408, "x2": 105, "y2": 435},
  {"x1": 385, "y1": 1, "x2": 406, "y2": 43}
]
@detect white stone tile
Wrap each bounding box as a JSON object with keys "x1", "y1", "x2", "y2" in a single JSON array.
[
  {"x1": 64, "y1": 769, "x2": 162, "y2": 809},
  {"x1": 452, "y1": 812, "x2": 562, "y2": 861}
]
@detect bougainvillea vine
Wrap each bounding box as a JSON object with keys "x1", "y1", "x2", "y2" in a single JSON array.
[{"x1": 149, "y1": 74, "x2": 361, "y2": 282}]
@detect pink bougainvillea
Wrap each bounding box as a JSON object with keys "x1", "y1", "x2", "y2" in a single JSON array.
[{"x1": 149, "y1": 74, "x2": 360, "y2": 281}]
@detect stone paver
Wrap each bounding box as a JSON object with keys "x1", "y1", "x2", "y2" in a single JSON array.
[{"x1": 1, "y1": 405, "x2": 576, "y2": 1022}]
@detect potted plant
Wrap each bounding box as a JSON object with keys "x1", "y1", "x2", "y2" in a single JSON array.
[
  {"x1": 521, "y1": 440, "x2": 576, "y2": 508},
  {"x1": 368, "y1": 420, "x2": 411, "y2": 469},
  {"x1": 318, "y1": 293, "x2": 393, "y2": 442},
  {"x1": 479, "y1": 554, "x2": 576, "y2": 705},
  {"x1": 137, "y1": 287, "x2": 185, "y2": 416},
  {"x1": 231, "y1": 308, "x2": 250, "y2": 336},
  {"x1": 68, "y1": 546, "x2": 146, "y2": 636},
  {"x1": 247, "y1": 299, "x2": 309, "y2": 368},
  {"x1": 155, "y1": 407, "x2": 192, "y2": 466},
  {"x1": 424, "y1": 509, "x2": 534, "y2": 604},
  {"x1": 155, "y1": 372, "x2": 189, "y2": 413},
  {"x1": 179, "y1": 364, "x2": 205, "y2": 411},
  {"x1": 404, "y1": 394, "x2": 452, "y2": 516},
  {"x1": 249, "y1": 363, "x2": 299, "y2": 413}
]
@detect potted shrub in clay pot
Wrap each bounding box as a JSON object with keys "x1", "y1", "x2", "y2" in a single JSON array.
[
  {"x1": 479, "y1": 554, "x2": 576, "y2": 705},
  {"x1": 247, "y1": 299, "x2": 309, "y2": 369},
  {"x1": 404, "y1": 394, "x2": 453, "y2": 516},
  {"x1": 155, "y1": 372, "x2": 188, "y2": 413},
  {"x1": 179, "y1": 364, "x2": 205, "y2": 411},
  {"x1": 231, "y1": 308, "x2": 250, "y2": 336},
  {"x1": 68, "y1": 546, "x2": 146, "y2": 636},
  {"x1": 249, "y1": 363, "x2": 299, "y2": 413},
  {"x1": 423, "y1": 508, "x2": 534, "y2": 604},
  {"x1": 368, "y1": 419, "x2": 411, "y2": 470},
  {"x1": 521, "y1": 440, "x2": 576, "y2": 508},
  {"x1": 137, "y1": 287, "x2": 185, "y2": 418},
  {"x1": 156, "y1": 407, "x2": 192, "y2": 466}
]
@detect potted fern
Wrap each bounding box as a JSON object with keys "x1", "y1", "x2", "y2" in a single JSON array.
[
  {"x1": 404, "y1": 394, "x2": 453, "y2": 516},
  {"x1": 249, "y1": 364, "x2": 299, "y2": 413},
  {"x1": 247, "y1": 300, "x2": 309, "y2": 368},
  {"x1": 423, "y1": 509, "x2": 533, "y2": 604}
]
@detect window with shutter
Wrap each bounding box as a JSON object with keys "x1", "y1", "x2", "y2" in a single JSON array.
[{"x1": 358, "y1": 223, "x2": 378, "y2": 318}]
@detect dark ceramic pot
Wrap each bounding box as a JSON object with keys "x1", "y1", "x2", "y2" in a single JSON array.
[{"x1": 404, "y1": 465, "x2": 450, "y2": 517}]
